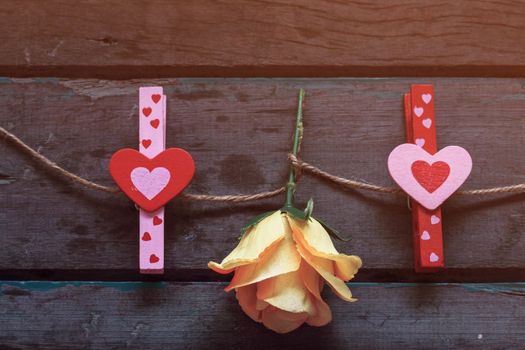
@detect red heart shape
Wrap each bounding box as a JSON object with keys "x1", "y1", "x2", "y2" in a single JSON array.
[
  {"x1": 109, "y1": 148, "x2": 195, "y2": 212},
  {"x1": 142, "y1": 107, "x2": 152, "y2": 117},
  {"x1": 153, "y1": 216, "x2": 163, "y2": 226},
  {"x1": 151, "y1": 94, "x2": 161, "y2": 104},
  {"x1": 142, "y1": 232, "x2": 152, "y2": 241},
  {"x1": 150, "y1": 119, "x2": 160, "y2": 129},
  {"x1": 411, "y1": 161, "x2": 450, "y2": 193},
  {"x1": 150, "y1": 254, "x2": 160, "y2": 263},
  {"x1": 141, "y1": 139, "x2": 152, "y2": 149}
]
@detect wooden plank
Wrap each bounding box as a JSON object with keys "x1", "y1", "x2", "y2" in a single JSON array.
[
  {"x1": 2, "y1": 1, "x2": 525, "y2": 78},
  {"x1": 0, "y1": 78, "x2": 524, "y2": 280},
  {"x1": 0, "y1": 281, "x2": 523, "y2": 349}
]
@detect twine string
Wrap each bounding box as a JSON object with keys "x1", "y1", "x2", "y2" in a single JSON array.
[
  {"x1": 288, "y1": 154, "x2": 402, "y2": 195},
  {"x1": 288, "y1": 154, "x2": 525, "y2": 196},
  {"x1": 1, "y1": 126, "x2": 524, "y2": 202},
  {"x1": 1, "y1": 126, "x2": 120, "y2": 194},
  {"x1": 180, "y1": 188, "x2": 285, "y2": 202},
  {"x1": 0, "y1": 126, "x2": 284, "y2": 202}
]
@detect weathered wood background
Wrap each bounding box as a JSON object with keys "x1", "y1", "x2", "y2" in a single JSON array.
[{"x1": 1, "y1": 1, "x2": 524, "y2": 349}]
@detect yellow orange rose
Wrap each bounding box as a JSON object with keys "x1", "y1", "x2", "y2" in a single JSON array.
[{"x1": 208, "y1": 210, "x2": 362, "y2": 333}]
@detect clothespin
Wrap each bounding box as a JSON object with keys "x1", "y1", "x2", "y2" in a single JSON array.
[
  {"x1": 110, "y1": 87, "x2": 195, "y2": 274},
  {"x1": 403, "y1": 85, "x2": 444, "y2": 272}
]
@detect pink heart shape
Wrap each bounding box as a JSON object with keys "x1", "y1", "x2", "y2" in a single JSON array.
[
  {"x1": 388, "y1": 143, "x2": 472, "y2": 210},
  {"x1": 130, "y1": 167, "x2": 171, "y2": 200},
  {"x1": 422, "y1": 94, "x2": 432, "y2": 104},
  {"x1": 415, "y1": 138, "x2": 425, "y2": 147},
  {"x1": 422, "y1": 118, "x2": 432, "y2": 129}
]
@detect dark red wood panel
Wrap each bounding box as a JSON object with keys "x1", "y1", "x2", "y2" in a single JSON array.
[{"x1": 1, "y1": 1, "x2": 525, "y2": 78}]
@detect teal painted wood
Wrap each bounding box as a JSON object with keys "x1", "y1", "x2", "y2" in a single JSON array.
[{"x1": 1, "y1": 282, "x2": 524, "y2": 349}]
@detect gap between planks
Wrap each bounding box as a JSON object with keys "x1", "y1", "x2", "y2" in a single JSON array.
[
  {"x1": 4, "y1": 65, "x2": 525, "y2": 79},
  {"x1": 1, "y1": 281, "x2": 524, "y2": 293},
  {"x1": 1, "y1": 268, "x2": 524, "y2": 283}
]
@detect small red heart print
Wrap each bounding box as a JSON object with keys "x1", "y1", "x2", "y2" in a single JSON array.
[
  {"x1": 141, "y1": 139, "x2": 152, "y2": 149},
  {"x1": 150, "y1": 254, "x2": 160, "y2": 263},
  {"x1": 150, "y1": 119, "x2": 160, "y2": 129},
  {"x1": 411, "y1": 161, "x2": 450, "y2": 193},
  {"x1": 142, "y1": 232, "x2": 152, "y2": 241},
  {"x1": 153, "y1": 216, "x2": 163, "y2": 226},
  {"x1": 142, "y1": 107, "x2": 152, "y2": 117},
  {"x1": 151, "y1": 94, "x2": 161, "y2": 104}
]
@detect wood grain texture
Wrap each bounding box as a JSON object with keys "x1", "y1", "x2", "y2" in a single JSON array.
[
  {"x1": 1, "y1": 78, "x2": 524, "y2": 280},
  {"x1": 3, "y1": 1, "x2": 525, "y2": 78},
  {"x1": 1, "y1": 281, "x2": 524, "y2": 349}
]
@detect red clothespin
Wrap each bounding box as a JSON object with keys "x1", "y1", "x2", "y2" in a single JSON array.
[
  {"x1": 403, "y1": 85, "x2": 444, "y2": 272},
  {"x1": 388, "y1": 85, "x2": 472, "y2": 273}
]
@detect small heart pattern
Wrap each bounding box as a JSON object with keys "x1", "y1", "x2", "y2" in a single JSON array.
[
  {"x1": 110, "y1": 148, "x2": 195, "y2": 212},
  {"x1": 150, "y1": 119, "x2": 160, "y2": 129},
  {"x1": 414, "y1": 107, "x2": 424, "y2": 117},
  {"x1": 150, "y1": 254, "x2": 160, "y2": 263},
  {"x1": 142, "y1": 107, "x2": 152, "y2": 117},
  {"x1": 422, "y1": 94, "x2": 432, "y2": 104},
  {"x1": 151, "y1": 94, "x2": 161, "y2": 104},
  {"x1": 153, "y1": 216, "x2": 163, "y2": 226},
  {"x1": 142, "y1": 232, "x2": 152, "y2": 241},
  {"x1": 388, "y1": 143, "x2": 472, "y2": 210}
]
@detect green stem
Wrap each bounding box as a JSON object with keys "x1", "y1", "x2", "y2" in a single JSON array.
[{"x1": 284, "y1": 89, "x2": 305, "y2": 208}]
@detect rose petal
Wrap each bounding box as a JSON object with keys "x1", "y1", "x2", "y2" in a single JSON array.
[
  {"x1": 261, "y1": 306, "x2": 308, "y2": 334},
  {"x1": 256, "y1": 270, "x2": 315, "y2": 315},
  {"x1": 255, "y1": 299, "x2": 269, "y2": 311},
  {"x1": 295, "y1": 239, "x2": 357, "y2": 302},
  {"x1": 236, "y1": 285, "x2": 262, "y2": 322},
  {"x1": 224, "y1": 219, "x2": 301, "y2": 291},
  {"x1": 300, "y1": 260, "x2": 332, "y2": 327},
  {"x1": 306, "y1": 298, "x2": 332, "y2": 327},
  {"x1": 289, "y1": 216, "x2": 362, "y2": 281},
  {"x1": 208, "y1": 211, "x2": 285, "y2": 274}
]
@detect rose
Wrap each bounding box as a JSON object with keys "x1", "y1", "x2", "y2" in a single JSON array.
[{"x1": 208, "y1": 210, "x2": 362, "y2": 333}]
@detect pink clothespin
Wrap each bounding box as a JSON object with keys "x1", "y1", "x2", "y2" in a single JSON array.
[{"x1": 110, "y1": 87, "x2": 195, "y2": 274}]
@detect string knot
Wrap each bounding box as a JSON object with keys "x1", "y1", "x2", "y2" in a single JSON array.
[{"x1": 288, "y1": 153, "x2": 303, "y2": 183}]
